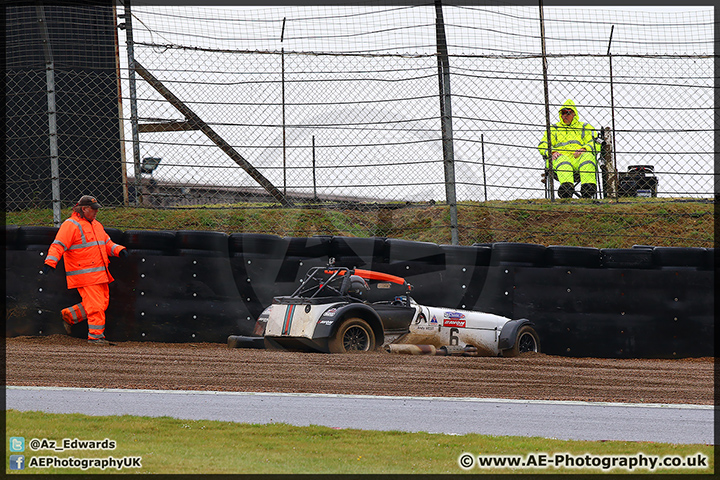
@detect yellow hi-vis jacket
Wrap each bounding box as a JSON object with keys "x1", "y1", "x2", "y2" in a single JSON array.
[
  {"x1": 538, "y1": 99, "x2": 596, "y2": 159},
  {"x1": 45, "y1": 212, "x2": 126, "y2": 289}
]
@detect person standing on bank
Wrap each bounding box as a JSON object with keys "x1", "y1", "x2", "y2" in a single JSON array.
[
  {"x1": 538, "y1": 99, "x2": 598, "y2": 198},
  {"x1": 42, "y1": 195, "x2": 128, "y2": 345}
]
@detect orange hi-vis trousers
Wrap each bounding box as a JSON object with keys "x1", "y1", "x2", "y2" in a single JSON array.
[{"x1": 61, "y1": 283, "x2": 110, "y2": 340}]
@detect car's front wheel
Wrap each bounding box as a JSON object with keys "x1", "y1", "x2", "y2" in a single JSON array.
[
  {"x1": 503, "y1": 325, "x2": 540, "y2": 357},
  {"x1": 328, "y1": 318, "x2": 376, "y2": 353}
]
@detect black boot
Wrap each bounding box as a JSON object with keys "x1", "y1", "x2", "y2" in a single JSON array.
[
  {"x1": 581, "y1": 183, "x2": 596, "y2": 199},
  {"x1": 558, "y1": 182, "x2": 575, "y2": 198}
]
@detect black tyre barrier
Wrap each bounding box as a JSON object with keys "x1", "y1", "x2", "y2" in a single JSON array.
[
  {"x1": 441, "y1": 244, "x2": 492, "y2": 266},
  {"x1": 329, "y1": 236, "x2": 387, "y2": 267},
  {"x1": 176, "y1": 230, "x2": 229, "y2": 253},
  {"x1": 490, "y1": 242, "x2": 547, "y2": 267},
  {"x1": 547, "y1": 246, "x2": 602, "y2": 268},
  {"x1": 3, "y1": 225, "x2": 21, "y2": 249},
  {"x1": 705, "y1": 248, "x2": 715, "y2": 271},
  {"x1": 176, "y1": 248, "x2": 225, "y2": 258},
  {"x1": 123, "y1": 230, "x2": 176, "y2": 252},
  {"x1": 5, "y1": 228, "x2": 712, "y2": 358},
  {"x1": 229, "y1": 233, "x2": 287, "y2": 256},
  {"x1": 652, "y1": 246, "x2": 707, "y2": 270},
  {"x1": 387, "y1": 238, "x2": 444, "y2": 264},
  {"x1": 128, "y1": 249, "x2": 169, "y2": 257},
  {"x1": 104, "y1": 227, "x2": 125, "y2": 245},
  {"x1": 25, "y1": 244, "x2": 53, "y2": 252},
  {"x1": 18, "y1": 226, "x2": 59, "y2": 246},
  {"x1": 600, "y1": 248, "x2": 654, "y2": 269},
  {"x1": 285, "y1": 235, "x2": 332, "y2": 258}
]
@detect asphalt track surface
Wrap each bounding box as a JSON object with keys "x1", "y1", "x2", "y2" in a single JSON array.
[
  {"x1": 6, "y1": 386, "x2": 714, "y2": 445},
  {"x1": 5, "y1": 335, "x2": 715, "y2": 445}
]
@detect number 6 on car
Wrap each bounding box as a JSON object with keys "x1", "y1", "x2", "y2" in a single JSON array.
[{"x1": 228, "y1": 266, "x2": 539, "y2": 356}]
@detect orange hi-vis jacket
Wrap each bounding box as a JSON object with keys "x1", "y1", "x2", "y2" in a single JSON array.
[{"x1": 45, "y1": 212, "x2": 126, "y2": 289}]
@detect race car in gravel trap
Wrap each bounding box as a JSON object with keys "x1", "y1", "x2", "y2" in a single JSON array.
[{"x1": 228, "y1": 265, "x2": 540, "y2": 356}]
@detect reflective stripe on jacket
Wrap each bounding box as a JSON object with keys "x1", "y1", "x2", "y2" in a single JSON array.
[
  {"x1": 538, "y1": 99, "x2": 596, "y2": 158},
  {"x1": 45, "y1": 212, "x2": 125, "y2": 289}
]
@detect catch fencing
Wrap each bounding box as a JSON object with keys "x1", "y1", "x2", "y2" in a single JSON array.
[{"x1": 4, "y1": 1, "x2": 715, "y2": 247}]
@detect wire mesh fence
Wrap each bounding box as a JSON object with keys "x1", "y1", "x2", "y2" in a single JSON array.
[{"x1": 4, "y1": 1, "x2": 715, "y2": 247}]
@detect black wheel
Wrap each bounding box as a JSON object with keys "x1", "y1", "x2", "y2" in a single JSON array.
[
  {"x1": 503, "y1": 325, "x2": 540, "y2": 357},
  {"x1": 328, "y1": 317, "x2": 376, "y2": 353}
]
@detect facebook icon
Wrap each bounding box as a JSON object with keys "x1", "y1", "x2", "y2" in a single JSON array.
[{"x1": 10, "y1": 455, "x2": 25, "y2": 470}]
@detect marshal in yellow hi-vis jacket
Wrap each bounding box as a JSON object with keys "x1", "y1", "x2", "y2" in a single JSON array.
[{"x1": 539, "y1": 99, "x2": 598, "y2": 198}]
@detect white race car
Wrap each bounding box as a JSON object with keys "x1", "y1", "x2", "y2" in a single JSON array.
[{"x1": 228, "y1": 266, "x2": 540, "y2": 356}]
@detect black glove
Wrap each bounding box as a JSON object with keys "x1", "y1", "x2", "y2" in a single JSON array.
[
  {"x1": 118, "y1": 249, "x2": 129, "y2": 258},
  {"x1": 42, "y1": 264, "x2": 55, "y2": 275}
]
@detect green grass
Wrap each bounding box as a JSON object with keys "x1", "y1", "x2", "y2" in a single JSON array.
[
  {"x1": 4, "y1": 197, "x2": 714, "y2": 248},
  {"x1": 5, "y1": 410, "x2": 713, "y2": 475}
]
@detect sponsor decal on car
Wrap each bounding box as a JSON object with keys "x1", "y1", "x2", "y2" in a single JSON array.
[
  {"x1": 318, "y1": 319, "x2": 334, "y2": 326},
  {"x1": 323, "y1": 308, "x2": 337, "y2": 317},
  {"x1": 415, "y1": 325, "x2": 437, "y2": 331},
  {"x1": 443, "y1": 318, "x2": 466, "y2": 328},
  {"x1": 444, "y1": 311, "x2": 466, "y2": 320},
  {"x1": 430, "y1": 315, "x2": 438, "y2": 324}
]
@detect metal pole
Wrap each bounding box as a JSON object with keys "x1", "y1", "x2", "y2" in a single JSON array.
[
  {"x1": 481, "y1": 135, "x2": 488, "y2": 202},
  {"x1": 312, "y1": 135, "x2": 317, "y2": 201},
  {"x1": 281, "y1": 17, "x2": 287, "y2": 196},
  {"x1": 539, "y1": 1, "x2": 555, "y2": 201},
  {"x1": 124, "y1": 0, "x2": 142, "y2": 205},
  {"x1": 434, "y1": 0, "x2": 459, "y2": 245},
  {"x1": 36, "y1": 4, "x2": 61, "y2": 226},
  {"x1": 113, "y1": 3, "x2": 129, "y2": 206},
  {"x1": 607, "y1": 25, "x2": 619, "y2": 200}
]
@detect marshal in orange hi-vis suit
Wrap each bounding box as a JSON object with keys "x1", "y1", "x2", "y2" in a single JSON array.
[{"x1": 43, "y1": 195, "x2": 127, "y2": 345}]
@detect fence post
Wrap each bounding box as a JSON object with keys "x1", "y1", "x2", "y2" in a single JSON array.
[
  {"x1": 124, "y1": 1, "x2": 142, "y2": 205},
  {"x1": 36, "y1": 5, "x2": 61, "y2": 226},
  {"x1": 281, "y1": 17, "x2": 287, "y2": 196},
  {"x1": 539, "y1": 1, "x2": 555, "y2": 202},
  {"x1": 434, "y1": 0, "x2": 459, "y2": 245},
  {"x1": 606, "y1": 25, "x2": 620, "y2": 200}
]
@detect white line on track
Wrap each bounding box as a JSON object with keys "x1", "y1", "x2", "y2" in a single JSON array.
[{"x1": 7, "y1": 385, "x2": 712, "y2": 410}]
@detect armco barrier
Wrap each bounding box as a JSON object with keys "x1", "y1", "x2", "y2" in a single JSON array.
[{"x1": 4, "y1": 225, "x2": 714, "y2": 358}]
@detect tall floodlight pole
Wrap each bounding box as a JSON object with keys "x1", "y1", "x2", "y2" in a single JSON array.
[
  {"x1": 36, "y1": 4, "x2": 61, "y2": 226},
  {"x1": 434, "y1": 0, "x2": 459, "y2": 245},
  {"x1": 539, "y1": 1, "x2": 555, "y2": 201}
]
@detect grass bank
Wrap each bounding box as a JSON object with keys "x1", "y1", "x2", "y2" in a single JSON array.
[{"x1": 5, "y1": 198, "x2": 714, "y2": 248}]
